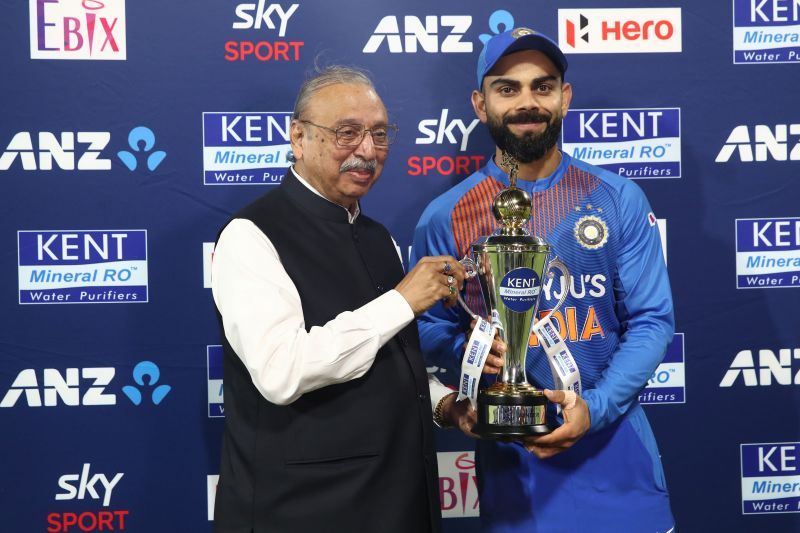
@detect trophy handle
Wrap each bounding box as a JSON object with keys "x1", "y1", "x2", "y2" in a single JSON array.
[
  {"x1": 457, "y1": 256, "x2": 479, "y2": 318},
  {"x1": 538, "y1": 257, "x2": 571, "y2": 323}
]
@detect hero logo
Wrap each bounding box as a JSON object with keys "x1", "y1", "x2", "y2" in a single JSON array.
[
  {"x1": 363, "y1": 16, "x2": 472, "y2": 53},
  {"x1": 409, "y1": 109, "x2": 484, "y2": 177},
  {"x1": 720, "y1": 348, "x2": 800, "y2": 386},
  {"x1": 0, "y1": 132, "x2": 110, "y2": 171},
  {"x1": 30, "y1": 0, "x2": 126, "y2": 60},
  {"x1": 715, "y1": 124, "x2": 800, "y2": 162},
  {"x1": 558, "y1": 8, "x2": 682, "y2": 53},
  {"x1": 733, "y1": 0, "x2": 800, "y2": 64},
  {"x1": 740, "y1": 442, "x2": 800, "y2": 514},
  {"x1": 562, "y1": 108, "x2": 681, "y2": 179},
  {"x1": 226, "y1": 3, "x2": 302, "y2": 61},
  {"x1": 49, "y1": 463, "x2": 129, "y2": 532},
  {"x1": 438, "y1": 451, "x2": 479, "y2": 517}
]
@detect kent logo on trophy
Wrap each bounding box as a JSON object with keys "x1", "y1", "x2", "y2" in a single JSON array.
[
  {"x1": 740, "y1": 442, "x2": 800, "y2": 514},
  {"x1": 202, "y1": 112, "x2": 292, "y2": 185},
  {"x1": 735, "y1": 217, "x2": 800, "y2": 289},
  {"x1": 207, "y1": 345, "x2": 224, "y2": 418},
  {"x1": 733, "y1": 0, "x2": 800, "y2": 65},
  {"x1": 499, "y1": 267, "x2": 540, "y2": 312},
  {"x1": 640, "y1": 333, "x2": 685, "y2": 404},
  {"x1": 562, "y1": 108, "x2": 681, "y2": 179},
  {"x1": 17, "y1": 230, "x2": 148, "y2": 304}
]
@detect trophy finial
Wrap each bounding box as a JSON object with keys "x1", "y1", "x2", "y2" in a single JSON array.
[
  {"x1": 501, "y1": 150, "x2": 520, "y2": 188},
  {"x1": 493, "y1": 151, "x2": 531, "y2": 234}
]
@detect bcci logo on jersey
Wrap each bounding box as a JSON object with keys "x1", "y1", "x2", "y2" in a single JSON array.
[
  {"x1": 207, "y1": 345, "x2": 224, "y2": 417},
  {"x1": 733, "y1": 0, "x2": 800, "y2": 64},
  {"x1": 741, "y1": 442, "x2": 800, "y2": 514},
  {"x1": 202, "y1": 112, "x2": 292, "y2": 185},
  {"x1": 735, "y1": 217, "x2": 800, "y2": 288},
  {"x1": 18, "y1": 230, "x2": 147, "y2": 304},
  {"x1": 562, "y1": 108, "x2": 681, "y2": 179},
  {"x1": 640, "y1": 333, "x2": 685, "y2": 404}
]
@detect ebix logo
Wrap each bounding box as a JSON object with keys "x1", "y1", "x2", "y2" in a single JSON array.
[
  {"x1": 716, "y1": 124, "x2": 800, "y2": 162},
  {"x1": 30, "y1": 0, "x2": 127, "y2": 60},
  {"x1": 559, "y1": 8, "x2": 682, "y2": 53},
  {"x1": 733, "y1": 0, "x2": 800, "y2": 64},
  {"x1": 562, "y1": 108, "x2": 681, "y2": 179},
  {"x1": 18, "y1": 230, "x2": 148, "y2": 304},
  {"x1": 720, "y1": 348, "x2": 800, "y2": 386}
]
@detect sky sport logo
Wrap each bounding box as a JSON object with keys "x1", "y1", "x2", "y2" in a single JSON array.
[
  {"x1": 207, "y1": 345, "x2": 224, "y2": 417},
  {"x1": 202, "y1": 112, "x2": 292, "y2": 185},
  {"x1": 733, "y1": 0, "x2": 800, "y2": 64},
  {"x1": 740, "y1": 442, "x2": 800, "y2": 514},
  {"x1": 29, "y1": 0, "x2": 126, "y2": 60},
  {"x1": 562, "y1": 108, "x2": 681, "y2": 179},
  {"x1": 558, "y1": 8, "x2": 682, "y2": 53},
  {"x1": 735, "y1": 217, "x2": 800, "y2": 288},
  {"x1": 639, "y1": 333, "x2": 685, "y2": 404},
  {"x1": 17, "y1": 230, "x2": 148, "y2": 304}
]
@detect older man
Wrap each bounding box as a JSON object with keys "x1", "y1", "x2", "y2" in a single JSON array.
[
  {"x1": 211, "y1": 66, "x2": 464, "y2": 533},
  {"x1": 412, "y1": 29, "x2": 675, "y2": 532}
]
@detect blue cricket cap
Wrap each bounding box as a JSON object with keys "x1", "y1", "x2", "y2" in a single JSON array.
[{"x1": 477, "y1": 28, "x2": 568, "y2": 89}]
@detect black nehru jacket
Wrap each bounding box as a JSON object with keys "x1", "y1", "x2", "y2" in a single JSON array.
[{"x1": 213, "y1": 169, "x2": 441, "y2": 533}]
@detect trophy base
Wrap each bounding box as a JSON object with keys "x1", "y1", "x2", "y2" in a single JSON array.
[{"x1": 474, "y1": 383, "x2": 551, "y2": 438}]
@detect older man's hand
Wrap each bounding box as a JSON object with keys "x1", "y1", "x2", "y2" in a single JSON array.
[{"x1": 396, "y1": 256, "x2": 466, "y2": 315}]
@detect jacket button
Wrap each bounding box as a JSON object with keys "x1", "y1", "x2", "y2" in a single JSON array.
[
  {"x1": 397, "y1": 334, "x2": 408, "y2": 347},
  {"x1": 377, "y1": 284, "x2": 384, "y2": 292},
  {"x1": 418, "y1": 393, "x2": 428, "y2": 401}
]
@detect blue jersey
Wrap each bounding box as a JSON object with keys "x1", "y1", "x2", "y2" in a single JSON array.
[{"x1": 411, "y1": 153, "x2": 675, "y2": 532}]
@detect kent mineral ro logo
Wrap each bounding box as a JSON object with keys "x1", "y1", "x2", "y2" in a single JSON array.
[
  {"x1": 18, "y1": 230, "x2": 148, "y2": 304},
  {"x1": 202, "y1": 112, "x2": 292, "y2": 185},
  {"x1": 562, "y1": 108, "x2": 681, "y2": 179},
  {"x1": 741, "y1": 442, "x2": 800, "y2": 514},
  {"x1": 735, "y1": 217, "x2": 800, "y2": 288},
  {"x1": 639, "y1": 333, "x2": 685, "y2": 404},
  {"x1": 733, "y1": 0, "x2": 800, "y2": 64},
  {"x1": 207, "y1": 345, "x2": 224, "y2": 418}
]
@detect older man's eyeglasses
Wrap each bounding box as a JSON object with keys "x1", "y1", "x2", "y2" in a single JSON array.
[{"x1": 299, "y1": 120, "x2": 398, "y2": 147}]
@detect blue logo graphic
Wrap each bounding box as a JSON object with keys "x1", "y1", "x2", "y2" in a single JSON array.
[
  {"x1": 117, "y1": 126, "x2": 166, "y2": 171},
  {"x1": 736, "y1": 218, "x2": 800, "y2": 289},
  {"x1": 640, "y1": 333, "x2": 685, "y2": 404},
  {"x1": 733, "y1": 0, "x2": 800, "y2": 65},
  {"x1": 17, "y1": 230, "x2": 148, "y2": 305},
  {"x1": 122, "y1": 361, "x2": 171, "y2": 406},
  {"x1": 499, "y1": 267, "x2": 540, "y2": 312},
  {"x1": 562, "y1": 108, "x2": 681, "y2": 179},
  {"x1": 202, "y1": 112, "x2": 292, "y2": 185},
  {"x1": 207, "y1": 345, "x2": 224, "y2": 417},
  {"x1": 479, "y1": 10, "x2": 514, "y2": 45},
  {"x1": 741, "y1": 442, "x2": 800, "y2": 514}
]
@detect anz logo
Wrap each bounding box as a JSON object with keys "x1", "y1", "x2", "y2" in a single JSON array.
[
  {"x1": 720, "y1": 349, "x2": 800, "y2": 387},
  {"x1": 716, "y1": 124, "x2": 800, "y2": 162}
]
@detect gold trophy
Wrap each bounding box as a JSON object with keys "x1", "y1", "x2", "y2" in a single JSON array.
[{"x1": 459, "y1": 152, "x2": 571, "y2": 437}]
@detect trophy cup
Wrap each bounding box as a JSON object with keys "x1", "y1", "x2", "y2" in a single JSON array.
[{"x1": 459, "y1": 152, "x2": 571, "y2": 437}]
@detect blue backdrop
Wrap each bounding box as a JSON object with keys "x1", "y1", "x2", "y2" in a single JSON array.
[{"x1": 2, "y1": 0, "x2": 800, "y2": 531}]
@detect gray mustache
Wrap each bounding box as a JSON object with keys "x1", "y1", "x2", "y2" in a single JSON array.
[{"x1": 340, "y1": 159, "x2": 377, "y2": 173}]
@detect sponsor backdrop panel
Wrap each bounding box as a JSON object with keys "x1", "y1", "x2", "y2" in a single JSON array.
[{"x1": 1, "y1": 0, "x2": 798, "y2": 531}]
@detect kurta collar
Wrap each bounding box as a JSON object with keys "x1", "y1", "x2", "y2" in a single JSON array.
[{"x1": 283, "y1": 166, "x2": 361, "y2": 224}]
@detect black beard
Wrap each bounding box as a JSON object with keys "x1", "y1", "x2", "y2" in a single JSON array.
[{"x1": 487, "y1": 110, "x2": 562, "y2": 164}]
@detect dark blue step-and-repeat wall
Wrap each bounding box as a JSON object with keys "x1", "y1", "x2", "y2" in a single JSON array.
[{"x1": 2, "y1": 1, "x2": 799, "y2": 531}]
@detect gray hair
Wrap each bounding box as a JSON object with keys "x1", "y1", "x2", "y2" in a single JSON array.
[{"x1": 292, "y1": 64, "x2": 376, "y2": 120}]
